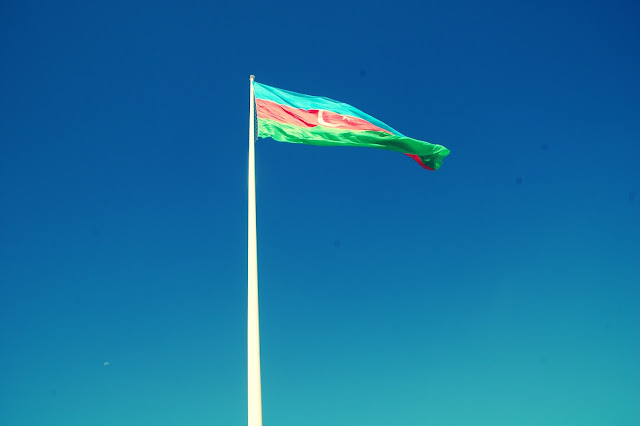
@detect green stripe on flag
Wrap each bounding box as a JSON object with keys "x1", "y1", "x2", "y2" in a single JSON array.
[{"x1": 257, "y1": 118, "x2": 450, "y2": 170}]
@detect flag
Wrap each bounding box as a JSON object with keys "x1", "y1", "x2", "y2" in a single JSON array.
[{"x1": 253, "y1": 81, "x2": 450, "y2": 170}]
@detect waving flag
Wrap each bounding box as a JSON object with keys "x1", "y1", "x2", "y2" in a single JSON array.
[{"x1": 253, "y1": 81, "x2": 450, "y2": 170}]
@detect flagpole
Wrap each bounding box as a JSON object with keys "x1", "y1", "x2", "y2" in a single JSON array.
[{"x1": 247, "y1": 75, "x2": 262, "y2": 426}]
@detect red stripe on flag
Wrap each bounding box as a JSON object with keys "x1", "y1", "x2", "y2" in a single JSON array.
[
  {"x1": 256, "y1": 99, "x2": 436, "y2": 170},
  {"x1": 405, "y1": 154, "x2": 435, "y2": 170},
  {"x1": 255, "y1": 99, "x2": 392, "y2": 134}
]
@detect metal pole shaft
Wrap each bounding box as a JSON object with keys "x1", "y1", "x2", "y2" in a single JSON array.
[{"x1": 247, "y1": 75, "x2": 262, "y2": 426}]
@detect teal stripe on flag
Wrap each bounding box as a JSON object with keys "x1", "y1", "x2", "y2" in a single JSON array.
[{"x1": 253, "y1": 81, "x2": 404, "y2": 136}]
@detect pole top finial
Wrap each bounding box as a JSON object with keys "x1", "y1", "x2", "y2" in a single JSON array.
[{"x1": 250, "y1": 75, "x2": 255, "y2": 81}]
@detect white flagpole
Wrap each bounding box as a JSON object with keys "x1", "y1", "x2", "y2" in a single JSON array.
[{"x1": 247, "y1": 75, "x2": 262, "y2": 426}]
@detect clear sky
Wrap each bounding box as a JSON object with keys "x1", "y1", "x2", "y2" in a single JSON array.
[{"x1": 1, "y1": 1, "x2": 639, "y2": 425}]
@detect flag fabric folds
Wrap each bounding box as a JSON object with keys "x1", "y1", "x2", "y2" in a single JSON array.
[{"x1": 253, "y1": 81, "x2": 450, "y2": 170}]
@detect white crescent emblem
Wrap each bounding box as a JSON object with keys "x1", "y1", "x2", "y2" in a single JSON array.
[{"x1": 317, "y1": 110, "x2": 340, "y2": 127}]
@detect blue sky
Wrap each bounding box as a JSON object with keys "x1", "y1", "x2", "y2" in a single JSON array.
[{"x1": 1, "y1": 0, "x2": 639, "y2": 425}]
